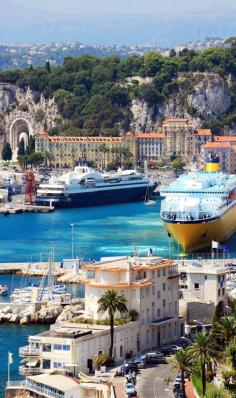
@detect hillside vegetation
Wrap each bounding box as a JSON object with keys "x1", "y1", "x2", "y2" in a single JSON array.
[{"x1": 0, "y1": 45, "x2": 236, "y2": 136}]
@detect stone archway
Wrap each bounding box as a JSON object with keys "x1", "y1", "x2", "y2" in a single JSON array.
[{"x1": 9, "y1": 118, "x2": 33, "y2": 160}]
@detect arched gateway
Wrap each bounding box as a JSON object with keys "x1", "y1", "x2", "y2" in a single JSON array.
[{"x1": 9, "y1": 118, "x2": 33, "y2": 160}]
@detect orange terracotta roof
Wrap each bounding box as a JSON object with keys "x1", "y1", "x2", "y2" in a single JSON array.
[
  {"x1": 126, "y1": 131, "x2": 134, "y2": 137},
  {"x1": 136, "y1": 133, "x2": 164, "y2": 139},
  {"x1": 163, "y1": 118, "x2": 191, "y2": 123},
  {"x1": 194, "y1": 129, "x2": 212, "y2": 136},
  {"x1": 214, "y1": 136, "x2": 236, "y2": 142},
  {"x1": 48, "y1": 136, "x2": 124, "y2": 143},
  {"x1": 202, "y1": 142, "x2": 231, "y2": 149}
]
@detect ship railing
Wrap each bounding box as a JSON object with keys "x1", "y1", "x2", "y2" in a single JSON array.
[
  {"x1": 6, "y1": 380, "x2": 26, "y2": 389},
  {"x1": 161, "y1": 211, "x2": 218, "y2": 221}
]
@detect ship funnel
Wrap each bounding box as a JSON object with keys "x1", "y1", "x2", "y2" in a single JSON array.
[{"x1": 205, "y1": 154, "x2": 220, "y2": 172}]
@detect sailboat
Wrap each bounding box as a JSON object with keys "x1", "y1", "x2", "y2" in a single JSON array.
[{"x1": 144, "y1": 187, "x2": 156, "y2": 206}]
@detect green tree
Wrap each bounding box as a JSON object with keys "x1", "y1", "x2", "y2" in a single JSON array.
[
  {"x1": 45, "y1": 60, "x2": 51, "y2": 73},
  {"x1": 169, "y1": 49, "x2": 177, "y2": 58},
  {"x1": 28, "y1": 136, "x2": 35, "y2": 155},
  {"x1": 18, "y1": 138, "x2": 26, "y2": 157},
  {"x1": 170, "y1": 157, "x2": 184, "y2": 170},
  {"x1": 213, "y1": 317, "x2": 236, "y2": 346},
  {"x1": 187, "y1": 332, "x2": 221, "y2": 397},
  {"x1": 170, "y1": 349, "x2": 193, "y2": 398},
  {"x1": 1, "y1": 142, "x2": 12, "y2": 161},
  {"x1": 98, "y1": 289, "x2": 128, "y2": 359},
  {"x1": 28, "y1": 152, "x2": 44, "y2": 165}
]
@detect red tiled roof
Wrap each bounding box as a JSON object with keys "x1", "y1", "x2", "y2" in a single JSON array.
[
  {"x1": 136, "y1": 133, "x2": 164, "y2": 139},
  {"x1": 214, "y1": 136, "x2": 236, "y2": 142},
  {"x1": 202, "y1": 142, "x2": 231, "y2": 149},
  {"x1": 194, "y1": 129, "x2": 212, "y2": 136}
]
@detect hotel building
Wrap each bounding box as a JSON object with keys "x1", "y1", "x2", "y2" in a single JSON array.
[
  {"x1": 35, "y1": 131, "x2": 136, "y2": 169},
  {"x1": 135, "y1": 132, "x2": 164, "y2": 166},
  {"x1": 17, "y1": 256, "x2": 183, "y2": 377},
  {"x1": 162, "y1": 118, "x2": 194, "y2": 160}
]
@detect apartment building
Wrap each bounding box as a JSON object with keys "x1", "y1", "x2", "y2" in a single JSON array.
[
  {"x1": 201, "y1": 142, "x2": 236, "y2": 173},
  {"x1": 35, "y1": 131, "x2": 136, "y2": 169},
  {"x1": 178, "y1": 259, "x2": 227, "y2": 324},
  {"x1": 135, "y1": 132, "x2": 164, "y2": 166},
  {"x1": 162, "y1": 118, "x2": 194, "y2": 160},
  {"x1": 18, "y1": 256, "x2": 183, "y2": 377},
  {"x1": 192, "y1": 129, "x2": 212, "y2": 157}
]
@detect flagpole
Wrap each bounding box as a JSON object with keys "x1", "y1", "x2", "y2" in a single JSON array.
[{"x1": 8, "y1": 356, "x2": 10, "y2": 383}]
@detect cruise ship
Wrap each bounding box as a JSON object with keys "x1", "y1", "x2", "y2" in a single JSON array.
[
  {"x1": 36, "y1": 165, "x2": 155, "y2": 208},
  {"x1": 160, "y1": 159, "x2": 236, "y2": 252}
]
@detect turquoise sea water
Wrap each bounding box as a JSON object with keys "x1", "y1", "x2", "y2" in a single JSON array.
[{"x1": 1, "y1": 200, "x2": 236, "y2": 395}]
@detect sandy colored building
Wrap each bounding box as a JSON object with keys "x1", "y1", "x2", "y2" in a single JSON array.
[
  {"x1": 162, "y1": 118, "x2": 194, "y2": 160},
  {"x1": 35, "y1": 131, "x2": 136, "y2": 169},
  {"x1": 192, "y1": 129, "x2": 212, "y2": 157},
  {"x1": 17, "y1": 256, "x2": 183, "y2": 377},
  {"x1": 201, "y1": 142, "x2": 236, "y2": 173}
]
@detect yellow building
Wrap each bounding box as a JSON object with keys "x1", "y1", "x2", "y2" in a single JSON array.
[
  {"x1": 162, "y1": 118, "x2": 194, "y2": 159},
  {"x1": 35, "y1": 131, "x2": 136, "y2": 169}
]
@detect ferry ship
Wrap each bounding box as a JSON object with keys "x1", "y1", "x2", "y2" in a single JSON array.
[
  {"x1": 160, "y1": 158, "x2": 236, "y2": 252},
  {"x1": 36, "y1": 165, "x2": 155, "y2": 208}
]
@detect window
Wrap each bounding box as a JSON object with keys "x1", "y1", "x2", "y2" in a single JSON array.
[
  {"x1": 174, "y1": 301, "x2": 178, "y2": 314},
  {"x1": 152, "y1": 271, "x2": 155, "y2": 279},
  {"x1": 120, "y1": 345, "x2": 123, "y2": 357},
  {"x1": 163, "y1": 268, "x2": 166, "y2": 277},
  {"x1": 205, "y1": 275, "x2": 207, "y2": 280},
  {"x1": 53, "y1": 362, "x2": 62, "y2": 369},
  {"x1": 194, "y1": 283, "x2": 200, "y2": 290},
  {"x1": 157, "y1": 308, "x2": 161, "y2": 317},
  {"x1": 152, "y1": 286, "x2": 155, "y2": 295},
  {"x1": 158, "y1": 270, "x2": 161, "y2": 278},
  {"x1": 42, "y1": 344, "x2": 51, "y2": 352},
  {"x1": 163, "y1": 283, "x2": 166, "y2": 291},
  {"x1": 54, "y1": 344, "x2": 70, "y2": 351},
  {"x1": 146, "y1": 330, "x2": 149, "y2": 344},
  {"x1": 157, "y1": 291, "x2": 161, "y2": 299},
  {"x1": 54, "y1": 344, "x2": 62, "y2": 350},
  {"x1": 222, "y1": 288, "x2": 225, "y2": 296},
  {"x1": 163, "y1": 299, "x2": 166, "y2": 307},
  {"x1": 63, "y1": 345, "x2": 70, "y2": 351},
  {"x1": 218, "y1": 289, "x2": 221, "y2": 296},
  {"x1": 43, "y1": 359, "x2": 51, "y2": 369}
]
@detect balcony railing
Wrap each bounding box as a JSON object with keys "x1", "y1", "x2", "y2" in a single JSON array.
[
  {"x1": 6, "y1": 381, "x2": 26, "y2": 389},
  {"x1": 19, "y1": 365, "x2": 41, "y2": 376},
  {"x1": 19, "y1": 345, "x2": 40, "y2": 356},
  {"x1": 26, "y1": 380, "x2": 65, "y2": 398}
]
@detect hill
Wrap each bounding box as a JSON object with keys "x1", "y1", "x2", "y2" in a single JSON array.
[{"x1": 0, "y1": 45, "x2": 236, "y2": 135}]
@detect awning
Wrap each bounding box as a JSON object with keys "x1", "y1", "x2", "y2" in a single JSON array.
[{"x1": 26, "y1": 359, "x2": 39, "y2": 367}]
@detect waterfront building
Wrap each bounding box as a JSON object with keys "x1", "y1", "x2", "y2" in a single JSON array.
[
  {"x1": 18, "y1": 256, "x2": 184, "y2": 376},
  {"x1": 192, "y1": 129, "x2": 212, "y2": 157},
  {"x1": 178, "y1": 259, "x2": 227, "y2": 325},
  {"x1": 162, "y1": 118, "x2": 194, "y2": 160},
  {"x1": 35, "y1": 131, "x2": 136, "y2": 169},
  {"x1": 6, "y1": 373, "x2": 113, "y2": 398},
  {"x1": 201, "y1": 141, "x2": 236, "y2": 173},
  {"x1": 135, "y1": 132, "x2": 164, "y2": 166}
]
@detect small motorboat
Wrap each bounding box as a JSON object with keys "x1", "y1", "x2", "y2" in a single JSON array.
[
  {"x1": 0, "y1": 285, "x2": 9, "y2": 296},
  {"x1": 144, "y1": 199, "x2": 156, "y2": 206}
]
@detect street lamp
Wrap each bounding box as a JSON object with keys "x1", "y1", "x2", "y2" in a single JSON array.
[{"x1": 70, "y1": 223, "x2": 74, "y2": 259}]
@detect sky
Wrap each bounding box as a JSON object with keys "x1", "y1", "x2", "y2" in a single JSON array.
[{"x1": 13, "y1": 0, "x2": 236, "y2": 15}]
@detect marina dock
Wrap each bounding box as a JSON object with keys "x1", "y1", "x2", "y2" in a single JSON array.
[{"x1": 0, "y1": 204, "x2": 54, "y2": 215}]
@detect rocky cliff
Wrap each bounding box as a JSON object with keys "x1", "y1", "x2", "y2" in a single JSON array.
[{"x1": 130, "y1": 73, "x2": 231, "y2": 133}]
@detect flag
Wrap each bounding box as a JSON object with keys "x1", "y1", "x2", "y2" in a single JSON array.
[
  {"x1": 212, "y1": 240, "x2": 219, "y2": 249},
  {"x1": 8, "y1": 352, "x2": 13, "y2": 365}
]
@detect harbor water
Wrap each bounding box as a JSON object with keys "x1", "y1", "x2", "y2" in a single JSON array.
[{"x1": 1, "y1": 200, "x2": 236, "y2": 395}]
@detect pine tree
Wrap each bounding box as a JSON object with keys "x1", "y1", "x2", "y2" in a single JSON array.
[
  {"x1": 45, "y1": 60, "x2": 51, "y2": 73},
  {"x1": 1, "y1": 142, "x2": 12, "y2": 161},
  {"x1": 18, "y1": 138, "x2": 25, "y2": 157}
]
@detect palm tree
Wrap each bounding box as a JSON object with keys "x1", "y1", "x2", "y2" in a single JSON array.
[
  {"x1": 187, "y1": 332, "x2": 221, "y2": 397},
  {"x1": 213, "y1": 317, "x2": 236, "y2": 346},
  {"x1": 170, "y1": 349, "x2": 193, "y2": 398},
  {"x1": 98, "y1": 289, "x2": 128, "y2": 359}
]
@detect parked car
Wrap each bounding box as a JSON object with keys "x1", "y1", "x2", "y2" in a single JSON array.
[
  {"x1": 159, "y1": 346, "x2": 173, "y2": 356},
  {"x1": 132, "y1": 357, "x2": 146, "y2": 369},
  {"x1": 120, "y1": 363, "x2": 138, "y2": 375},
  {"x1": 145, "y1": 352, "x2": 166, "y2": 364},
  {"x1": 125, "y1": 382, "x2": 137, "y2": 396},
  {"x1": 167, "y1": 344, "x2": 183, "y2": 354}
]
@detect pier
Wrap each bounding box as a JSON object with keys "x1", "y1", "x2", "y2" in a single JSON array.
[{"x1": 0, "y1": 204, "x2": 54, "y2": 216}]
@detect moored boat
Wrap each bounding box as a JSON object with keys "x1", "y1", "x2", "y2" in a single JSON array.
[
  {"x1": 0, "y1": 285, "x2": 8, "y2": 296},
  {"x1": 160, "y1": 158, "x2": 236, "y2": 252}
]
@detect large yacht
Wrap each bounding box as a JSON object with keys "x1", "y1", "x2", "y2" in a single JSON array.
[
  {"x1": 160, "y1": 158, "x2": 236, "y2": 252},
  {"x1": 36, "y1": 165, "x2": 155, "y2": 208}
]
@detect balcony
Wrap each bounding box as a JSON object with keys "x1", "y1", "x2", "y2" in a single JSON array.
[
  {"x1": 19, "y1": 364, "x2": 41, "y2": 376},
  {"x1": 26, "y1": 380, "x2": 68, "y2": 398},
  {"x1": 19, "y1": 345, "x2": 40, "y2": 356}
]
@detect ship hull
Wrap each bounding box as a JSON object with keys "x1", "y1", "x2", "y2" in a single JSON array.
[
  {"x1": 162, "y1": 202, "x2": 236, "y2": 252},
  {"x1": 36, "y1": 185, "x2": 151, "y2": 208}
]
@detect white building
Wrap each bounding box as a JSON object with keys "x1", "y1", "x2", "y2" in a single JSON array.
[
  {"x1": 178, "y1": 259, "x2": 228, "y2": 325},
  {"x1": 17, "y1": 256, "x2": 184, "y2": 376}
]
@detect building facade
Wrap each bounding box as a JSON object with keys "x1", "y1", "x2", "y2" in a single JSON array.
[
  {"x1": 162, "y1": 118, "x2": 194, "y2": 160},
  {"x1": 192, "y1": 129, "x2": 212, "y2": 157},
  {"x1": 18, "y1": 256, "x2": 183, "y2": 377},
  {"x1": 35, "y1": 131, "x2": 136, "y2": 169},
  {"x1": 201, "y1": 142, "x2": 236, "y2": 173},
  {"x1": 178, "y1": 259, "x2": 227, "y2": 325},
  {"x1": 135, "y1": 133, "x2": 164, "y2": 166}
]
